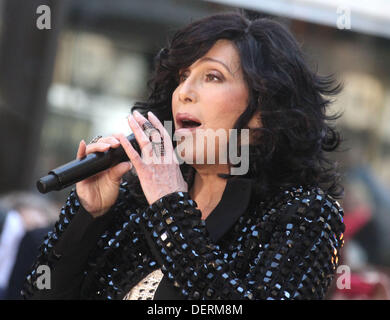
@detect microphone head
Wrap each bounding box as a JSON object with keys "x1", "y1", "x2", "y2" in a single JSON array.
[{"x1": 36, "y1": 174, "x2": 59, "y2": 194}]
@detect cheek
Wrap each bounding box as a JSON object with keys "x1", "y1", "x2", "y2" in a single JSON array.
[
  {"x1": 171, "y1": 89, "x2": 180, "y2": 126},
  {"x1": 226, "y1": 87, "x2": 248, "y2": 111},
  {"x1": 171, "y1": 89, "x2": 178, "y2": 111},
  {"x1": 208, "y1": 88, "x2": 248, "y2": 128}
]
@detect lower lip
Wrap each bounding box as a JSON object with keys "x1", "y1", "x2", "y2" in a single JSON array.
[{"x1": 174, "y1": 125, "x2": 202, "y2": 135}]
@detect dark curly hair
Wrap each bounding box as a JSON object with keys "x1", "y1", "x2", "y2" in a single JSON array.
[{"x1": 130, "y1": 11, "x2": 344, "y2": 202}]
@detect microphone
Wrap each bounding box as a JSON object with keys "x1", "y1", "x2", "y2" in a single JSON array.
[{"x1": 36, "y1": 134, "x2": 141, "y2": 194}]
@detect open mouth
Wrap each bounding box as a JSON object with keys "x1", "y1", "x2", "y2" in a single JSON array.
[
  {"x1": 179, "y1": 119, "x2": 202, "y2": 129},
  {"x1": 175, "y1": 113, "x2": 202, "y2": 130}
]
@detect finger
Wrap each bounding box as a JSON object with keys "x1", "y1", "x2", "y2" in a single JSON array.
[
  {"x1": 147, "y1": 111, "x2": 172, "y2": 150},
  {"x1": 76, "y1": 140, "x2": 86, "y2": 159},
  {"x1": 112, "y1": 133, "x2": 134, "y2": 166},
  {"x1": 112, "y1": 133, "x2": 135, "y2": 152},
  {"x1": 133, "y1": 110, "x2": 166, "y2": 158},
  {"x1": 117, "y1": 133, "x2": 145, "y2": 170},
  {"x1": 108, "y1": 161, "x2": 132, "y2": 182},
  {"x1": 147, "y1": 111, "x2": 179, "y2": 164},
  {"x1": 98, "y1": 136, "x2": 121, "y2": 147},
  {"x1": 85, "y1": 142, "x2": 111, "y2": 155},
  {"x1": 87, "y1": 135, "x2": 120, "y2": 148},
  {"x1": 131, "y1": 112, "x2": 163, "y2": 154},
  {"x1": 112, "y1": 133, "x2": 125, "y2": 143},
  {"x1": 128, "y1": 113, "x2": 151, "y2": 151}
]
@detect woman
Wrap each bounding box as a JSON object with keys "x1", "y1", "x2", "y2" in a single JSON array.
[{"x1": 23, "y1": 12, "x2": 345, "y2": 300}]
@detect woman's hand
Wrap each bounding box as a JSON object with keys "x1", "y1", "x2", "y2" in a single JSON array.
[
  {"x1": 117, "y1": 110, "x2": 188, "y2": 206},
  {"x1": 75, "y1": 135, "x2": 133, "y2": 218}
]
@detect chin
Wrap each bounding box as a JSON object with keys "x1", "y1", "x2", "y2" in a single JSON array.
[
  {"x1": 175, "y1": 144, "x2": 200, "y2": 165},
  {"x1": 174, "y1": 131, "x2": 231, "y2": 165}
]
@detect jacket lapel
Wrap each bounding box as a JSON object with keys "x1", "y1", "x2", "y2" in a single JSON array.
[
  {"x1": 205, "y1": 177, "x2": 253, "y2": 243},
  {"x1": 153, "y1": 177, "x2": 253, "y2": 300}
]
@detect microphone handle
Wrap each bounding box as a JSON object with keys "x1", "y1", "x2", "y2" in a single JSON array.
[{"x1": 36, "y1": 134, "x2": 141, "y2": 194}]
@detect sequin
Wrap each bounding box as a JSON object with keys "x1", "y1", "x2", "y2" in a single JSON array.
[{"x1": 22, "y1": 182, "x2": 345, "y2": 300}]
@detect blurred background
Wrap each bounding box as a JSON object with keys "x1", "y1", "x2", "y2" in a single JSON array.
[{"x1": 0, "y1": 0, "x2": 389, "y2": 299}]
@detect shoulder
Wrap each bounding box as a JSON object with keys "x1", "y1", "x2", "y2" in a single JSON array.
[{"x1": 256, "y1": 185, "x2": 345, "y2": 236}]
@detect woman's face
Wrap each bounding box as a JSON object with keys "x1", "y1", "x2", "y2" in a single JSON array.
[{"x1": 172, "y1": 39, "x2": 260, "y2": 167}]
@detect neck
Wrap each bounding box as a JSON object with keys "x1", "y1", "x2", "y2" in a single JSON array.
[{"x1": 189, "y1": 164, "x2": 229, "y2": 220}]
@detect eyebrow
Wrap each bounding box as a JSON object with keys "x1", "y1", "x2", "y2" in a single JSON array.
[{"x1": 197, "y1": 57, "x2": 234, "y2": 76}]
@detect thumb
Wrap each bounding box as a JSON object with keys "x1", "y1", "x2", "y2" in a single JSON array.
[{"x1": 109, "y1": 161, "x2": 132, "y2": 183}]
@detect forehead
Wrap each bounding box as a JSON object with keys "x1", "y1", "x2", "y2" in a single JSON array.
[{"x1": 193, "y1": 39, "x2": 243, "y2": 76}]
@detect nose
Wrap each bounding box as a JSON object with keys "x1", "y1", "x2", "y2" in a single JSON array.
[{"x1": 178, "y1": 77, "x2": 197, "y2": 104}]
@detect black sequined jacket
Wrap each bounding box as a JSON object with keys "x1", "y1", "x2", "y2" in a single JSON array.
[{"x1": 22, "y1": 177, "x2": 345, "y2": 300}]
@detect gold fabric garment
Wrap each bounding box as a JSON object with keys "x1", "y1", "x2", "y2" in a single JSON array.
[{"x1": 123, "y1": 268, "x2": 164, "y2": 300}]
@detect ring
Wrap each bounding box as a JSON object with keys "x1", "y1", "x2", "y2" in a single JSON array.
[
  {"x1": 151, "y1": 138, "x2": 165, "y2": 157},
  {"x1": 141, "y1": 121, "x2": 165, "y2": 156},
  {"x1": 142, "y1": 121, "x2": 160, "y2": 141},
  {"x1": 89, "y1": 135, "x2": 102, "y2": 144},
  {"x1": 141, "y1": 121, "x2": 157, "y2": 133}
]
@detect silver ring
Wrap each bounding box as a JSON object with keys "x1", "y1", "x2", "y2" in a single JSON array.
[
  {"x1": 89, "y1": 135, "x2": 102, "y2": 144},
  {"x1": 141, "y1": 121, "x2": 157, "y2": 133},
  {"x1": 142, "y1": 121, "x2": 160, "y2": 141},
  {"x1": 141, "y1": 121, "x2": 165, "y2": 156},
  {"x1": 151, "y1": 139, "x2": 165, "y2": 157}
]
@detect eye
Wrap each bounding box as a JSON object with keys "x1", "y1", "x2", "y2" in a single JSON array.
[
  {"x1": 205, "y1": 73, "x2": 222, "y2": 82},
  {"x1": 178, "y1": 71, "x2": 189, "y2": 83}
]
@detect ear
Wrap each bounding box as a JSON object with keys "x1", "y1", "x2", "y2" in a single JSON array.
[
  {"x1": 247, "y1": 111, "x2": 262, "y2": 145},
  {"x1": 247, "y1": 110, "x2": 262, "y2": 129}
]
